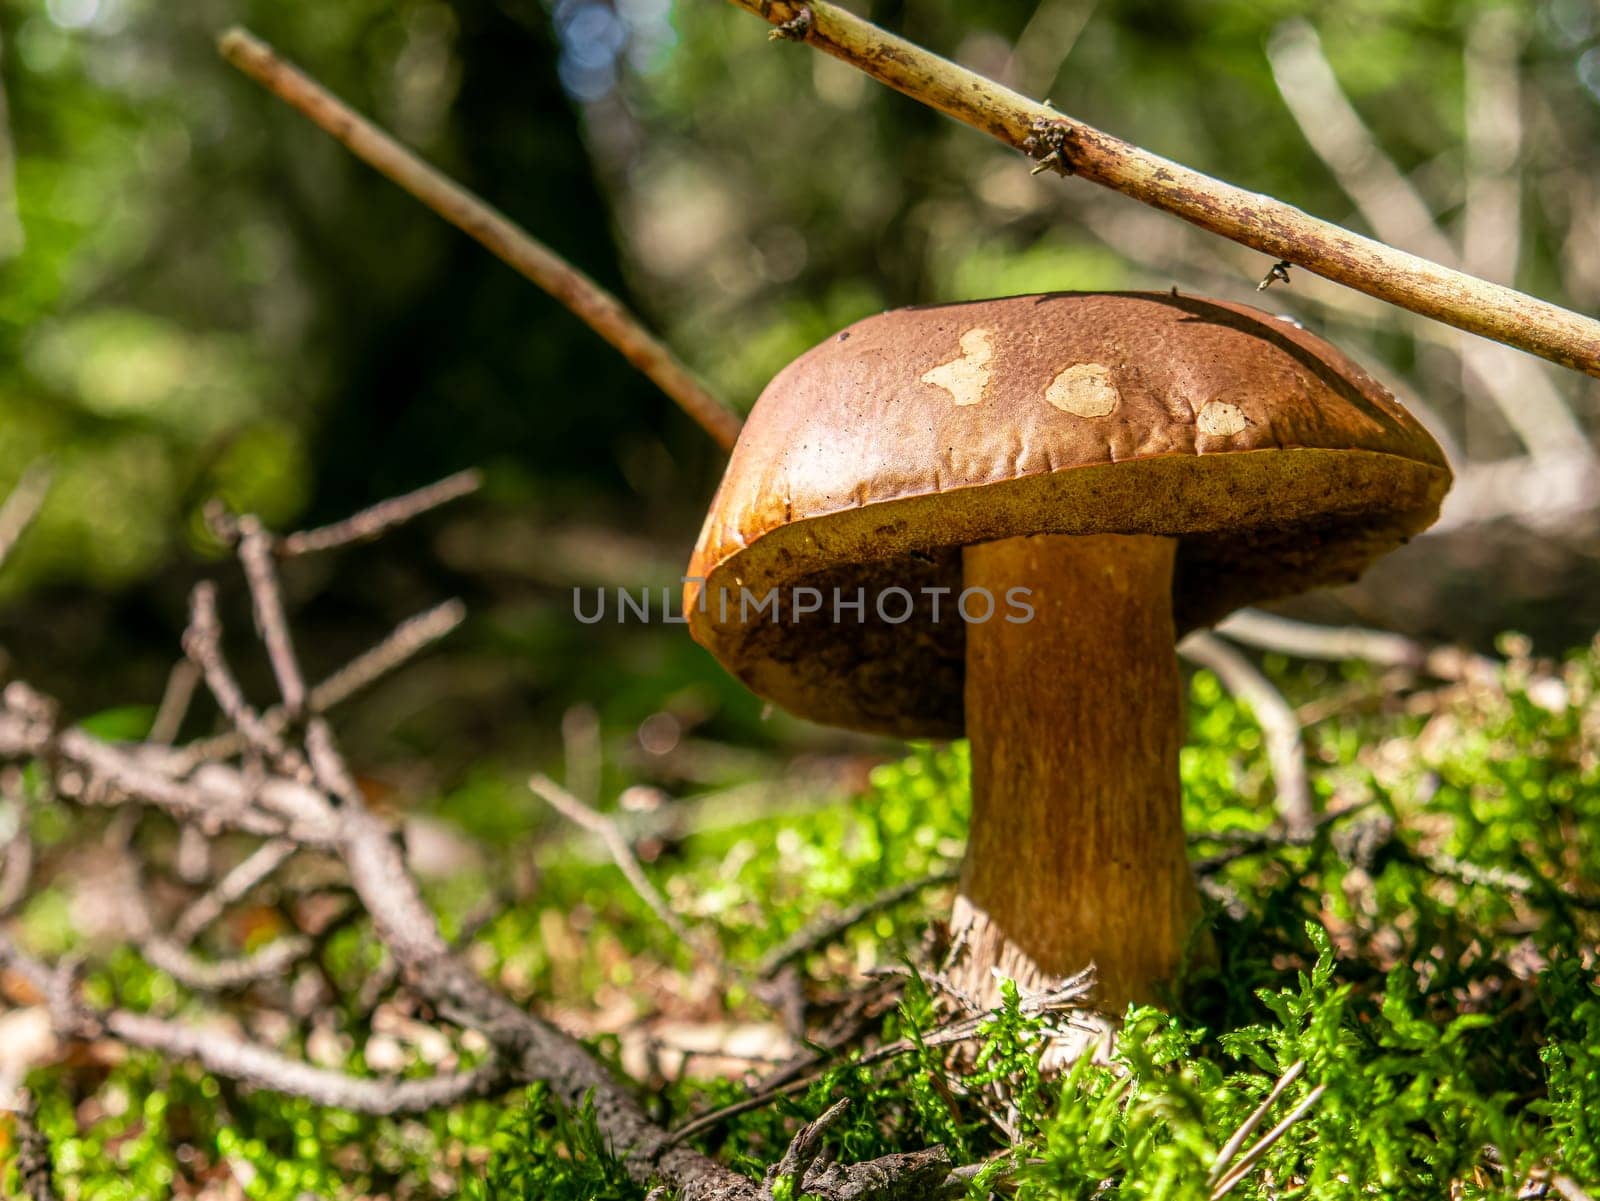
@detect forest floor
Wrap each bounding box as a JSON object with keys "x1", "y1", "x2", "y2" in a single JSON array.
[{"x1": 4, "y1": 632, "x2": 1600, "y2": 1199}]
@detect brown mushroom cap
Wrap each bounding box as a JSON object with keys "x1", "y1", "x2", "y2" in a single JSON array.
[{"x1": 685, "y1": 292, "x2": 1451, "y2": 739}]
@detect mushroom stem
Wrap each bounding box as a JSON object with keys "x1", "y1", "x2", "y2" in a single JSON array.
[{"x1": 951, "y1": 532, "x2": 1205, "y2": 1013}]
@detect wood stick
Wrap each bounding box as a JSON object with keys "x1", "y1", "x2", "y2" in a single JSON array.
[
  {"x1": 731, "y1": 0, "x2": 1600, "y2": 379},
  {"x1": 217, "y1": 29, "x2": 744, "y2": 452},
  {"x1": 1180, "y1": 632, "x2": 1314, "y2": 842}
]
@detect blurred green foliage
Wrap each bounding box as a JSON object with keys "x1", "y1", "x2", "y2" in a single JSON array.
[
  {"x1": 5, "y1": 0, "x2": 1600, "y2": 624},
  {"x1": 0, "y1": 0, "x2": 696, "y2": 609}
]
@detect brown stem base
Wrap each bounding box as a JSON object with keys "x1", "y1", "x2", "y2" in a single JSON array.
[{"x1": 948, "y1": 533, "x2": 1205, "y2": 1014}]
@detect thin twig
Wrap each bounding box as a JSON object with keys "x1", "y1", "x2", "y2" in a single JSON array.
[
  {"x1": 120, "y1": 840, "x2": 316, "y2": 991},
  {"x1": 182, "y1": 582, "x2": 298, "y2": 768},
  {"x1": 304, "y1": 717, "x2": 365, "y2": 809},
  {"x1": 173, "y1": 838, "x2": 297, "y2": 944},
  {"x1": 106, "y1": 1008, "x2": 505, "y2": 1115},
  {"x1": 1216, "y1": 609, "x2": 1499, "y2": 685},
  {"x1": 1210, "y1": 1082, "x2": 1327, "y2": 1199},
  {"x1": 313, "y1": 599, "x2": 466, "y2": 709},
  {"x1": 0, "y1": 930, "x2": 500, "y2": 1114},
  {"x1": 757, "y1": 867, "x2": 960, "y2": 979},
  {"x1": 237, "y1": 516, "x2": 308, "y2": 718},
  {"x1": 218, "y1": 32, "x2": 744, "y2": 450},
  {"x1": 1190, "y1": 798, "x2": 1376, "y2": 875},
  {"x1": 278, "y1": 470, "x2": 482, "y2": 557},
  {"x1": 668, "y1": 970, "x2": 1095, "y2": 1146},
  {"x1": 5, "y1": 1089, "x2": 60, "y2": 1201},
  {"x1": 149, "y1": 659, "x2": 201, "y2": 747},
  {"x1": 729, "y1": 0, "x2": 1600, "y2": 377},
  {"x1": 1266, "y1": 17, "x2": 1583, "y2": 460},
  {"x1": 865, "y1": 963, "x2": 984, "y2": 1016},
  {"x1": 1207, "y1": 1060, "x2": 1304, "y2": 1186},
  {"x1": 0, "y1": 465, "x2": 50, "y2": 573},
  {"x1": 153, "y1": 655, "x2": 211, "y2": 881},
  {"x1": 180, "y1": 599, "x2": 466, "y2": 767},
  {"x1": 1181, "y1": 632, "x2": 1315, "y2": 842},
  {"x1": 529, "y1": 773, "x2": 723, "y2": 970},
  {"x1": 142, "y1": 932, "x2": 313, "y2": 993},
  {"x1": 0, "y1": 716, "x2": 339, "y2": 844}
]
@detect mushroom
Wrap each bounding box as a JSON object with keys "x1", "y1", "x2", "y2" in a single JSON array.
[{"x1": 684, "y1": 292, "x2": 1450, "y2": 1013}]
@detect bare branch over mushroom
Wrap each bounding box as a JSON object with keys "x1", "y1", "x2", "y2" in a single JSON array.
[{"x1": 720, "y1": 0, "x2": 1600, "y2": 379}]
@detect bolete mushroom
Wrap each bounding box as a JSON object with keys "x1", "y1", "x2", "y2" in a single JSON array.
[{"x1": 684, "y1": 292, "x2": 1450, "y2": 1012}]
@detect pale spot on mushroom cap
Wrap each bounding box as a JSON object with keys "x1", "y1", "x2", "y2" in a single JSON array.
[
  {"x1": 1196, "y1": 401, "x2": 1249, "y2": 436},
  {"x1": 1044, "y1": 363, "x2": 1120, "y2": 417},
  {"x1": 921, "y1": 327, "x2": 994, "y2": 407}
]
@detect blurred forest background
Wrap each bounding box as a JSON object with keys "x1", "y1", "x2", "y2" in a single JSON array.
[{"x1": 4, "y1": 0, "x2": 1600, "y2": 791}]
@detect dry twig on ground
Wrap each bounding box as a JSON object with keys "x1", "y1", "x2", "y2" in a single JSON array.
[
  {"x1": 1215, "y1": 610, "x2": 1500, "y2": 685},
  {"x1": 1180, "y1": 632, "x2": 1315, "y2": 842},
  {"x1": 530, "y1": 771, "x2": 733, "y2": 976},
  {"x1": 756, "y1": 868, "x2": 961, "y2": 980},
  {"x1": 3, "y1": 1089, "x2": 60, "y2": 1201},
  {"x1": 0, "y1": 473, "x2": 981, "y2": 1201}
]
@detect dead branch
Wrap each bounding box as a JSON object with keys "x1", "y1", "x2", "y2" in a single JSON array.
[
  {"x1": 277, "y1": 469, "x2": 481, "y2": 558},
  {"x1": 757, "y1": 868, "x2": 960, "y2": 980},
  {"x1": 1211, "y1": 1082, "x2": 1327, "y2": 1199},
  {"x1": 0, "y1": 464, "x2": 49, "y2": 572},
  {"x1": 864, "y1": 964, "x2": 983, "y2": 1017},
  {"x1": 530, "y1": 771, "x2": 724, "y2": 970},
  {"x1": 217, "y1": 31, "x2": 743, "y2": 451},
  {"x1": 1215, "y1": 609, "x2": 1499, "y2": 685},
  {"x1": 800, "y1": 1145, "x2": 955, "y2": 1200},
  {"x1": 1207, "y1": 1059, "x2": 1303, "y2": 1187},
  {"x1": 4, "y1": 1089, "x2": 59, "y2": 1201},
  {"x1": 724, "y1": 0, "x2": 1600, "y2": 378},
  {"x1": 2, "y1": 633, "x2": 758, "y2": 1195},
  {"x1": 1265, "y1": 18, "x2": 1584, "y2": 461},
  {"x1": 667, "y1": 970, "x2": 1095, "y2": 1147},
  {"x1": 2, "y1": 509, "x2": 972, "y2": 1199},
  {"x1": 1190, "y1": 798, "x2": 1377, "y2": 875},
  {"x1": 172, "y1": 838, "x2": 297, "y2": 944},
  {"x1": 766, "y1": 1098, "x2": 852, "y2": 1197},
  {"x1": 179, "y1": 598, "x2": 465, "y2": 768},
  {"x1": 1414, "y1": 850, "x2": 1600, "y2": 914},
  {"x1": 1180, "y1": 632, "x2": 1314, "y2": 842},
  {"x1": 0, "y1": 469, "x2": 1056, "y2": 1200},
  {"x1": 182, "y1": 581, "x2": 299, "y2": 768},
  {"x1": 235, "y1": 515, "x2": 309, "y2": 718}
]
